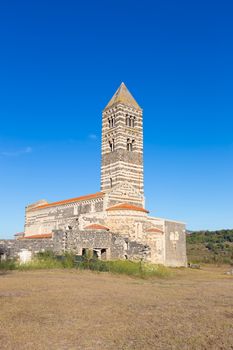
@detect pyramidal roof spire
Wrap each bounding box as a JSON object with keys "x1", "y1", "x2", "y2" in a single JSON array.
[{"x1": 104, "y1": 82, "x2": 141, "y2": 110}]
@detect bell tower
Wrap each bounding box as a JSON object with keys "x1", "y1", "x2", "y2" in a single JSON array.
[{"x1": 101, "y1": 83, "x2": 144, "y2": 195}]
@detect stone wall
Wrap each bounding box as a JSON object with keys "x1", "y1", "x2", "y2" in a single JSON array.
[
  {"x1": 164, "y1": 220, "x2": 187, "y2": 267},
  {"x1": 0, "y1": 236, "x2": 63, "y2": 259},
  {"x1": 0, "y1": 229, "x2": 151, "y2": 262},
  {"x1": 61, "y1": 228, "x2": 151, "y2": 261}
]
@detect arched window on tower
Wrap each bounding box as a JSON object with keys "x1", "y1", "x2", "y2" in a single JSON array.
[
  {"x1": 110, "y1": 178, "x2": 113, "y2": 188},
  {"x1": 126, "y1": 114, "x2": 130, "y2": 126},
  {"x1": 126, "y1": 115, "x2": 136, "y2": 127},
  {"x1": 108, "y1": 116, "x2": 115, "y2": 128},
  {"x1": 127, "y1": 138, "x2": 135, "y2": 151}
]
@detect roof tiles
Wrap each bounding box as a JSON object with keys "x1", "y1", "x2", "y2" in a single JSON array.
[
  {"x1": 28, "y1": 192, "x2": 104, "y2": 211},
  {"x1": 107, "y1": 203, "x2": 149, "y2": 213},
  {"x1": 84, "y1": 224, "x2": 110, "y2": 231},
  {"x1": 22, "y1": 233, "x2": 53, "y2": 239},
  {"x1": 146, "y1": 228, "x2": 164, "y2": 233}
]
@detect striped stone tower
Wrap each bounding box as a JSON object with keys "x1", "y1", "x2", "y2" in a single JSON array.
[{"x1": 101, "y1": 83, "x2": 144, "y2": 195}]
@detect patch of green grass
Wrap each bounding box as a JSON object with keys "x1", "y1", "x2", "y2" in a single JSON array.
[
  {"x1": 17, "y1": 251, "x2": 77, "y2": 270},
  {"x1": 17, "y1": 257, "x2": 63, "y2": 270},
  {"x1": 0, "y1": 250, "x2": 172, "y2": 278},
  {"x1": 0, "y1": 260, "x2": 16, "y2": 270},
  {"x1": 78, "y1": 259, "x2": 172, "y2": 278}
]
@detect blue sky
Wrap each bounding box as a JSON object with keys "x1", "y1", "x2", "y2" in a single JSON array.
[{"x1": 0, "y1": 0, "x2": 233, "y2": 238}]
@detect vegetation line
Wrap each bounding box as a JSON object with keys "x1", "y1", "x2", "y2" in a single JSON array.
[
  {"x1": 0, "y1": 251, "x2": 172, "y2": 279},
  {"x1": 187, "y1": 229, "x2": 233, "y2": 264}
]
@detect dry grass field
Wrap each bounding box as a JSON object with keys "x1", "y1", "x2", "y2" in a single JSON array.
[{"x1": 0, "y1": 266, "x2": 233, "y2": 350}]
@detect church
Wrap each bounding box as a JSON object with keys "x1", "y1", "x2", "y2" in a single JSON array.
[{"x1": 20, "y1": 83, "x2": 187, "y2": 266}]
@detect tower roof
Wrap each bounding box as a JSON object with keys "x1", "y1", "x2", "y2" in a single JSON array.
[{"x1": 104, "y1": 82, "x2": 141, "y2": 110}]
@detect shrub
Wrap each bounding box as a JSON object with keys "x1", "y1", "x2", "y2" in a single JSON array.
[
  {"x1": 61, "y1": 252, "x2": 76, "y2": 268},
  {"x1": 0, "y1": 259, "x2": 16, "y2": 270},
  {"x1": 36, "y1": 250, "x2": 56, "y2": 260}
]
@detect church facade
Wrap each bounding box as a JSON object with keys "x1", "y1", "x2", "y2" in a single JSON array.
[{"x1": 18, "y1": 83, "x2": 187, "y2": 266}]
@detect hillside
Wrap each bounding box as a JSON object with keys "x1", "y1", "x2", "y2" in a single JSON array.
[{"x1": 186, "y1": 229, "x2": 233, "y2": 264}]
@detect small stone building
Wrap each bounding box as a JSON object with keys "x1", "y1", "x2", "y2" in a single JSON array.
[{"x1": 2, "y1": 83, "x2": 187, "y2": 266}]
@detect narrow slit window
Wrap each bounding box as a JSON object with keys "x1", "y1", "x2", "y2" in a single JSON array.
[
  {"x1": 109, "y1": 139, "x2": 115, "y2": 152},
  {"x1": 126, "y1": 114, "x2": 130, "y2": 126},
  {"x1": 129, "y1": 117, "x2": 132, "y2": 127},
  {"x1": 109, "y1": 116, "x2": 115, "y2": 128},
  {"x1": 127, "y1": 138, "x2": 130, "y2": 151},
  {"x1": 131, "y1": 139, "x2": 135, "y2": 151}
]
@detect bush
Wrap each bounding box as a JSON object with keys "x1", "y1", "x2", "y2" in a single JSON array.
[
  {"x1": 61, "y1": 252, "x2": 76, "y2": 268},
  {"x1": 0, "y1": 259, "x2": 16, "y2": 270},
  {"x1": 36, "y1": 250, "x2": 56, "y2": 260}
]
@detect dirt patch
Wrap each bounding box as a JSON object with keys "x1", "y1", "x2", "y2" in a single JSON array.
[
  {"x1": 0, "y1": 267, "x2": 232, "y2": 349},
  {"x1": 0, "y1": 291, "x2": 29, "y2": 298}
]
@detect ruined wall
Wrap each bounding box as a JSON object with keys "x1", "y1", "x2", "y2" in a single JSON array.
[
  {"x1": 61, "y1": 229, "x2": 150, "y2": 261},
  {"x1": 0, "y1": 229, "x2": 151, "y2": 262},
  {"x1": 0, "y1": 235, "x2": 63, "y2": 259}
]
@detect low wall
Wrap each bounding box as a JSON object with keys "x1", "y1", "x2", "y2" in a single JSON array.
[{"x1": 0, "y1": 233, "x2": 63, "y2": 259}]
